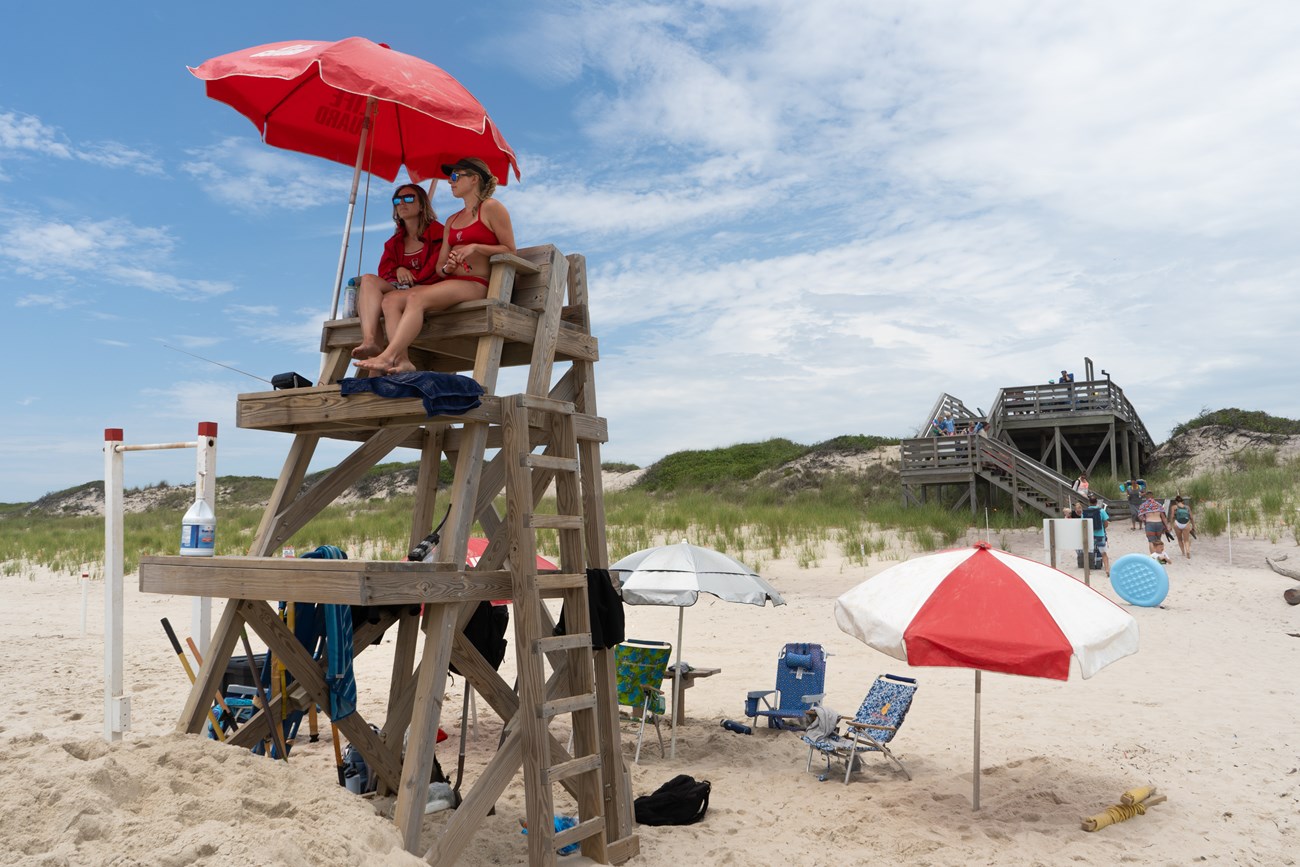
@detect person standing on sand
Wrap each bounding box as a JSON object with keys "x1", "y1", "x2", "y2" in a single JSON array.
[
  {"x1": 1122, "y1": 478, "x2": 1145, "y2": 530},
  {"x1": 1170, "y1": 496, "x2": 1196, "y2": 559},
  {"x1": 356, "y1": 157, "x2": 516, "y2": 375},
  {"x1": 1136, "y1": 491, "x2": 1169, "y2": 554},
  {"x1": 1082, "y1": 494, "x2": 1110, "y2": 575}
]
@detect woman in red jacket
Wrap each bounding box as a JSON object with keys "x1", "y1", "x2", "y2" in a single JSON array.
[
  {"x1": 356, "y1": 157, "x2": 515, "y2": 375},
  {"x1": 351, "y1": 182, "x2": 444, "y2": 362}
]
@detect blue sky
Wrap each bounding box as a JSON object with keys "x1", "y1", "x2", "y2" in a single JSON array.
[{"x1": 3, "y1": 1, "x2": 1298, "y2": 503}]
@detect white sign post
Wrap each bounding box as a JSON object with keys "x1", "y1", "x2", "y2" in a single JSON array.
[
  {"x1": 1043, "y1": 518, "x2": 1094, "y2": 584},
  {"x1": 102, "y1": 422, "x2": 218, "y2": 742}
]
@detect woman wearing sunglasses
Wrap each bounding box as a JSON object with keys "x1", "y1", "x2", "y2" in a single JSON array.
[
  {"x1": 356, "y1": 157, "x2": 515, "y2": 375},
  {"x1": 351, "y1": 183, "x2": 445, "y2": 362}
]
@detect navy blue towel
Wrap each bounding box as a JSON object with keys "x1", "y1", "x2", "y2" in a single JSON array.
[{"x1": 339, "y1": 371, "x2": 484, "y2": 417}]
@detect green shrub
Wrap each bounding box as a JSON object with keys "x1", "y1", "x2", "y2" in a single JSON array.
[
  {"x1": 638, "y1": 438, "x2": 809, "y2": 491},
  {"x1": 1170, "y1": 408, "x2": 1300, "y2": 438},
  {"x1": 1198, "y1": 507, "x2": 1226, "y2": 537}
]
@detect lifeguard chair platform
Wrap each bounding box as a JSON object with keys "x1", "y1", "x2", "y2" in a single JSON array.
[
  {"x1": 138, "y1": 245, "x2": 640, "y2": 866},
  {"x1": 900, "y1": 365, "x2": 1155, "y2": 518}
]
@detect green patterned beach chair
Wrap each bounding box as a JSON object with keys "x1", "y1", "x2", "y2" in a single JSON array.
[{"x1": 615, "y1": 639, "x2": 672, "y2": 764}]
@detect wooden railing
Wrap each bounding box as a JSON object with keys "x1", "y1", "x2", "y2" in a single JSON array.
[
  {"x1": 901, "y1": 434, "x2": 1092, "y2": 517},
  {"x1": 917, "y1": 392, "x2": 984, "y2": 437},
  {"x1": 985, "y1": 380, "x2": 1154, "y2": 451}
]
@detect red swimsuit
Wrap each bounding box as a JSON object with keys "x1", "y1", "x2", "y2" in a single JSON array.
[{"x1": 445, "y1": 208, "x2": 500, "y2": 287}]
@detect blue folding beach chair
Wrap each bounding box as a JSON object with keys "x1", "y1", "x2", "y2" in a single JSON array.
[
  {"x1": 744, "y1": 642, "x2": 827, "y2": 729},
  {"x1": 802, "y1": 673, "x2": 918, "y2": 784}
]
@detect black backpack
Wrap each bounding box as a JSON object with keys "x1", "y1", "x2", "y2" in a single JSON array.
[{"x1": 634, "y1": 774, "x2": 711, "y2": 826}]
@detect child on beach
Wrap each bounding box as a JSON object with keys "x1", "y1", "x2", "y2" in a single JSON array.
[{"x1": 1150, "y1": 539, "x2": 1172, "y2": 564}]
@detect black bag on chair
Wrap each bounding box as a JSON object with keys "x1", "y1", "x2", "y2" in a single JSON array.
[{"x1": 634, "y1": 774, "x2": 711, "y2": 826}]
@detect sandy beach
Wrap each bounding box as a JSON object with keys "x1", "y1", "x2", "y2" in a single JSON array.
[{"x1": 1, "y1": 525, "x2": 1297, "y2": 866}]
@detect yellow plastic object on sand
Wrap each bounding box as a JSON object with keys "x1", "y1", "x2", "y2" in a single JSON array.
[{"x1": 1081, "y1": 786, "x2": 1165, "y2": 832}]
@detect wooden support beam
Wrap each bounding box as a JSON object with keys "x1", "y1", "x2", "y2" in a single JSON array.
[
  {"x1": 239, "y1": 599, "x2": 402, "y2": 790},
  {"x1": 141, "y1": 556, "x2": 514, "y2": 606},
  {"x1": 251, "y1": 434, "x2": 319, "y2": 557},
  {"x1": 395, "y1": 602, "x2": 461, "y2": 853}
]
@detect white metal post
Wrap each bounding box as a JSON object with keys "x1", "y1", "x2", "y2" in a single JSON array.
[
  {"x1": 103, "y1": 428, "x2": 128, "y2": 741},
  {"x1": 192, "y1": 422, "x2": 218, "y2": 654}
]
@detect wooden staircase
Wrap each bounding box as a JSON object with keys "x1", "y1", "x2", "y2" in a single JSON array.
[
  {"x1": 900, "y1": 434, "x2": 1106, "y2": 518},
  {"x1": 139, "y1": 244, "x2": 638, "y2": 866}
]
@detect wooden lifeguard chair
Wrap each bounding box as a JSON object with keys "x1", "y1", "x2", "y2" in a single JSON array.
[{"x1": 139, "y1": 244, "x2": 640, "y2": 866}]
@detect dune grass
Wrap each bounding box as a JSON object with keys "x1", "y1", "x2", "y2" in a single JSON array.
[{"x1": 5, "y1": 421, "x2": 1297, "y2": 576}]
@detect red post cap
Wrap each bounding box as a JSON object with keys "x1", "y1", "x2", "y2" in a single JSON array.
[
  {"x1": 104, "y1": 428, "x2": 124, "y2": 441},
  {"x1": 198, "y1": 421, "x2": 218, "y2": 437}
]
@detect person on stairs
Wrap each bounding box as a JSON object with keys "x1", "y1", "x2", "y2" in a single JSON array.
[
  {"x1": 356, "y1": 157, "x2": 516, "y2": 375},
  {"x1": 351, "y1": 182, "x2": 445, "y2": 362}
]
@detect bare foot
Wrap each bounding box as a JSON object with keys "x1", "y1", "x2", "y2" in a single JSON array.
[
  {"x1": 354, "y1": 355, "x2": 417, "y2": 375},
  {"x1": 351, "y1": 342, "x2": 383, "y2": 360}
]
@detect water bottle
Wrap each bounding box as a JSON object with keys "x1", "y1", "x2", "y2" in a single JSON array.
[
  {"x1": 341, "y1": 277, "x2": 359, "y2": 319},
  {"x1": 721, "y1": 719, "x2": 752, "y2": 735},
  {"x1": 180, "y1": 499, "x2": 216, "y2": 557}
]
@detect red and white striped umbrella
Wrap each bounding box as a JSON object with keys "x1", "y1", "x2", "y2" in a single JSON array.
[{"x1": 834, "y1": 542, "x2": 1138, "y2": 808}]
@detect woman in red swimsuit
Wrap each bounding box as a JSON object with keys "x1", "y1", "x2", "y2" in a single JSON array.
[
  {"x1": 351, "y1": 183, "x2": 445, "y2": 362},
  {"x1": 356, "y1": 157, "x2": 516, "y2": 374}
]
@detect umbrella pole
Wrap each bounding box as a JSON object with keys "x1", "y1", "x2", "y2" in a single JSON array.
[
  {"x1": 671, "y1": 607, "x2": 683, "y2": 759},
  {"x1": 973, "y1": 669, "x2": 982, "y2": 811},
  {"x1": 324, "y1": 97, "x2": 376, "y2": 328}
]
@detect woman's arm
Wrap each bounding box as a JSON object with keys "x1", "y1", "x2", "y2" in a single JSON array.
[
  {"x1": 377, "y1": 233, "x2": 403, "y2": 283},
  {"x1": 410, "y1": 223, "x2": 445, "y2": 285}
]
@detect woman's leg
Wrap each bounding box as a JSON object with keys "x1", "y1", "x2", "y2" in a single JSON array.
[
  {"x1": 355, "y1": 279, "x2": 489, "y2": 373},
  {"x1": 352, "y1": 274, "x2": 394, "y2": 359}
]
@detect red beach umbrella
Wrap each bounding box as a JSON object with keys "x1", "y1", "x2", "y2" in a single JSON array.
[
  {"x1": 188, "y1": 38, "x2": 519, "y2": 185},
  {"x1": 465, "y1": 537, "x2": 556, "y2": 572},
  {"x1": 189, "y1": 37, "x2": 520, "y2": 318},
  {"x1": 834, "y1": 542, "x2": 1138, "y2": 809}
]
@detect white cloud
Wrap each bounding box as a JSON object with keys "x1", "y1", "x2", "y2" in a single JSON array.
[
  {"x1": 0, "y1": 214, "x2": 235, "y2": 299},
  {"x1": 0, "y1": 109, "x2": 164, "y2": 175},
  {"x1": 182, "y1": 138, "x2": 354, "y2": 211},
  {"x1": 0, "y1": 110, "x2": 73, "y2": 159}
]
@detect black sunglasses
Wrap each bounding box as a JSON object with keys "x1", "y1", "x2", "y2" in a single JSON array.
[{"x1": 392, "y1": 194, "x2": 417, "y2": 205}]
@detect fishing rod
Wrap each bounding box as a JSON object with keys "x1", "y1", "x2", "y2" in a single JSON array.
[{"x1": 162, "y1": 344, "x2": 310, "y2": 390}]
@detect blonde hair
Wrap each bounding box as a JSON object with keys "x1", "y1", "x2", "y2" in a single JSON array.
[{"x1": 461, "y1": 157, "x2": 497, "y2": 200}]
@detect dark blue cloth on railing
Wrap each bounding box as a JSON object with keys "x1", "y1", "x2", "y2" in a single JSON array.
[{"x1": 339, "y1": 371, "x2": 484, "y2": 418}]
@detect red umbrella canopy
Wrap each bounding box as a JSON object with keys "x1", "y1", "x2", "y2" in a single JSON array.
[
  {"x1": 835, "y1": 543, "x2": 1138, "y2": 681},
  {"x1": 189, "y1": 38, "x2": 519, "y2": 184},
  {"x1": 465, "y1": 537, "x2": 556, "y2": 571}
]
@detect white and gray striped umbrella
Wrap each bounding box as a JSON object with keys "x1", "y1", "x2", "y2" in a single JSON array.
[{"x1": 610, "y1": 541, "x2": 784, "y2": 756}]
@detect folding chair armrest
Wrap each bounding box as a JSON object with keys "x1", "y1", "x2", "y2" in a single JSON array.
[
  {"x1": 844, "y1": 720, "x2": 898, "y2": 733},
  {"x1": 746, "y1": 689, "x2": 776, "y2": 700}
]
